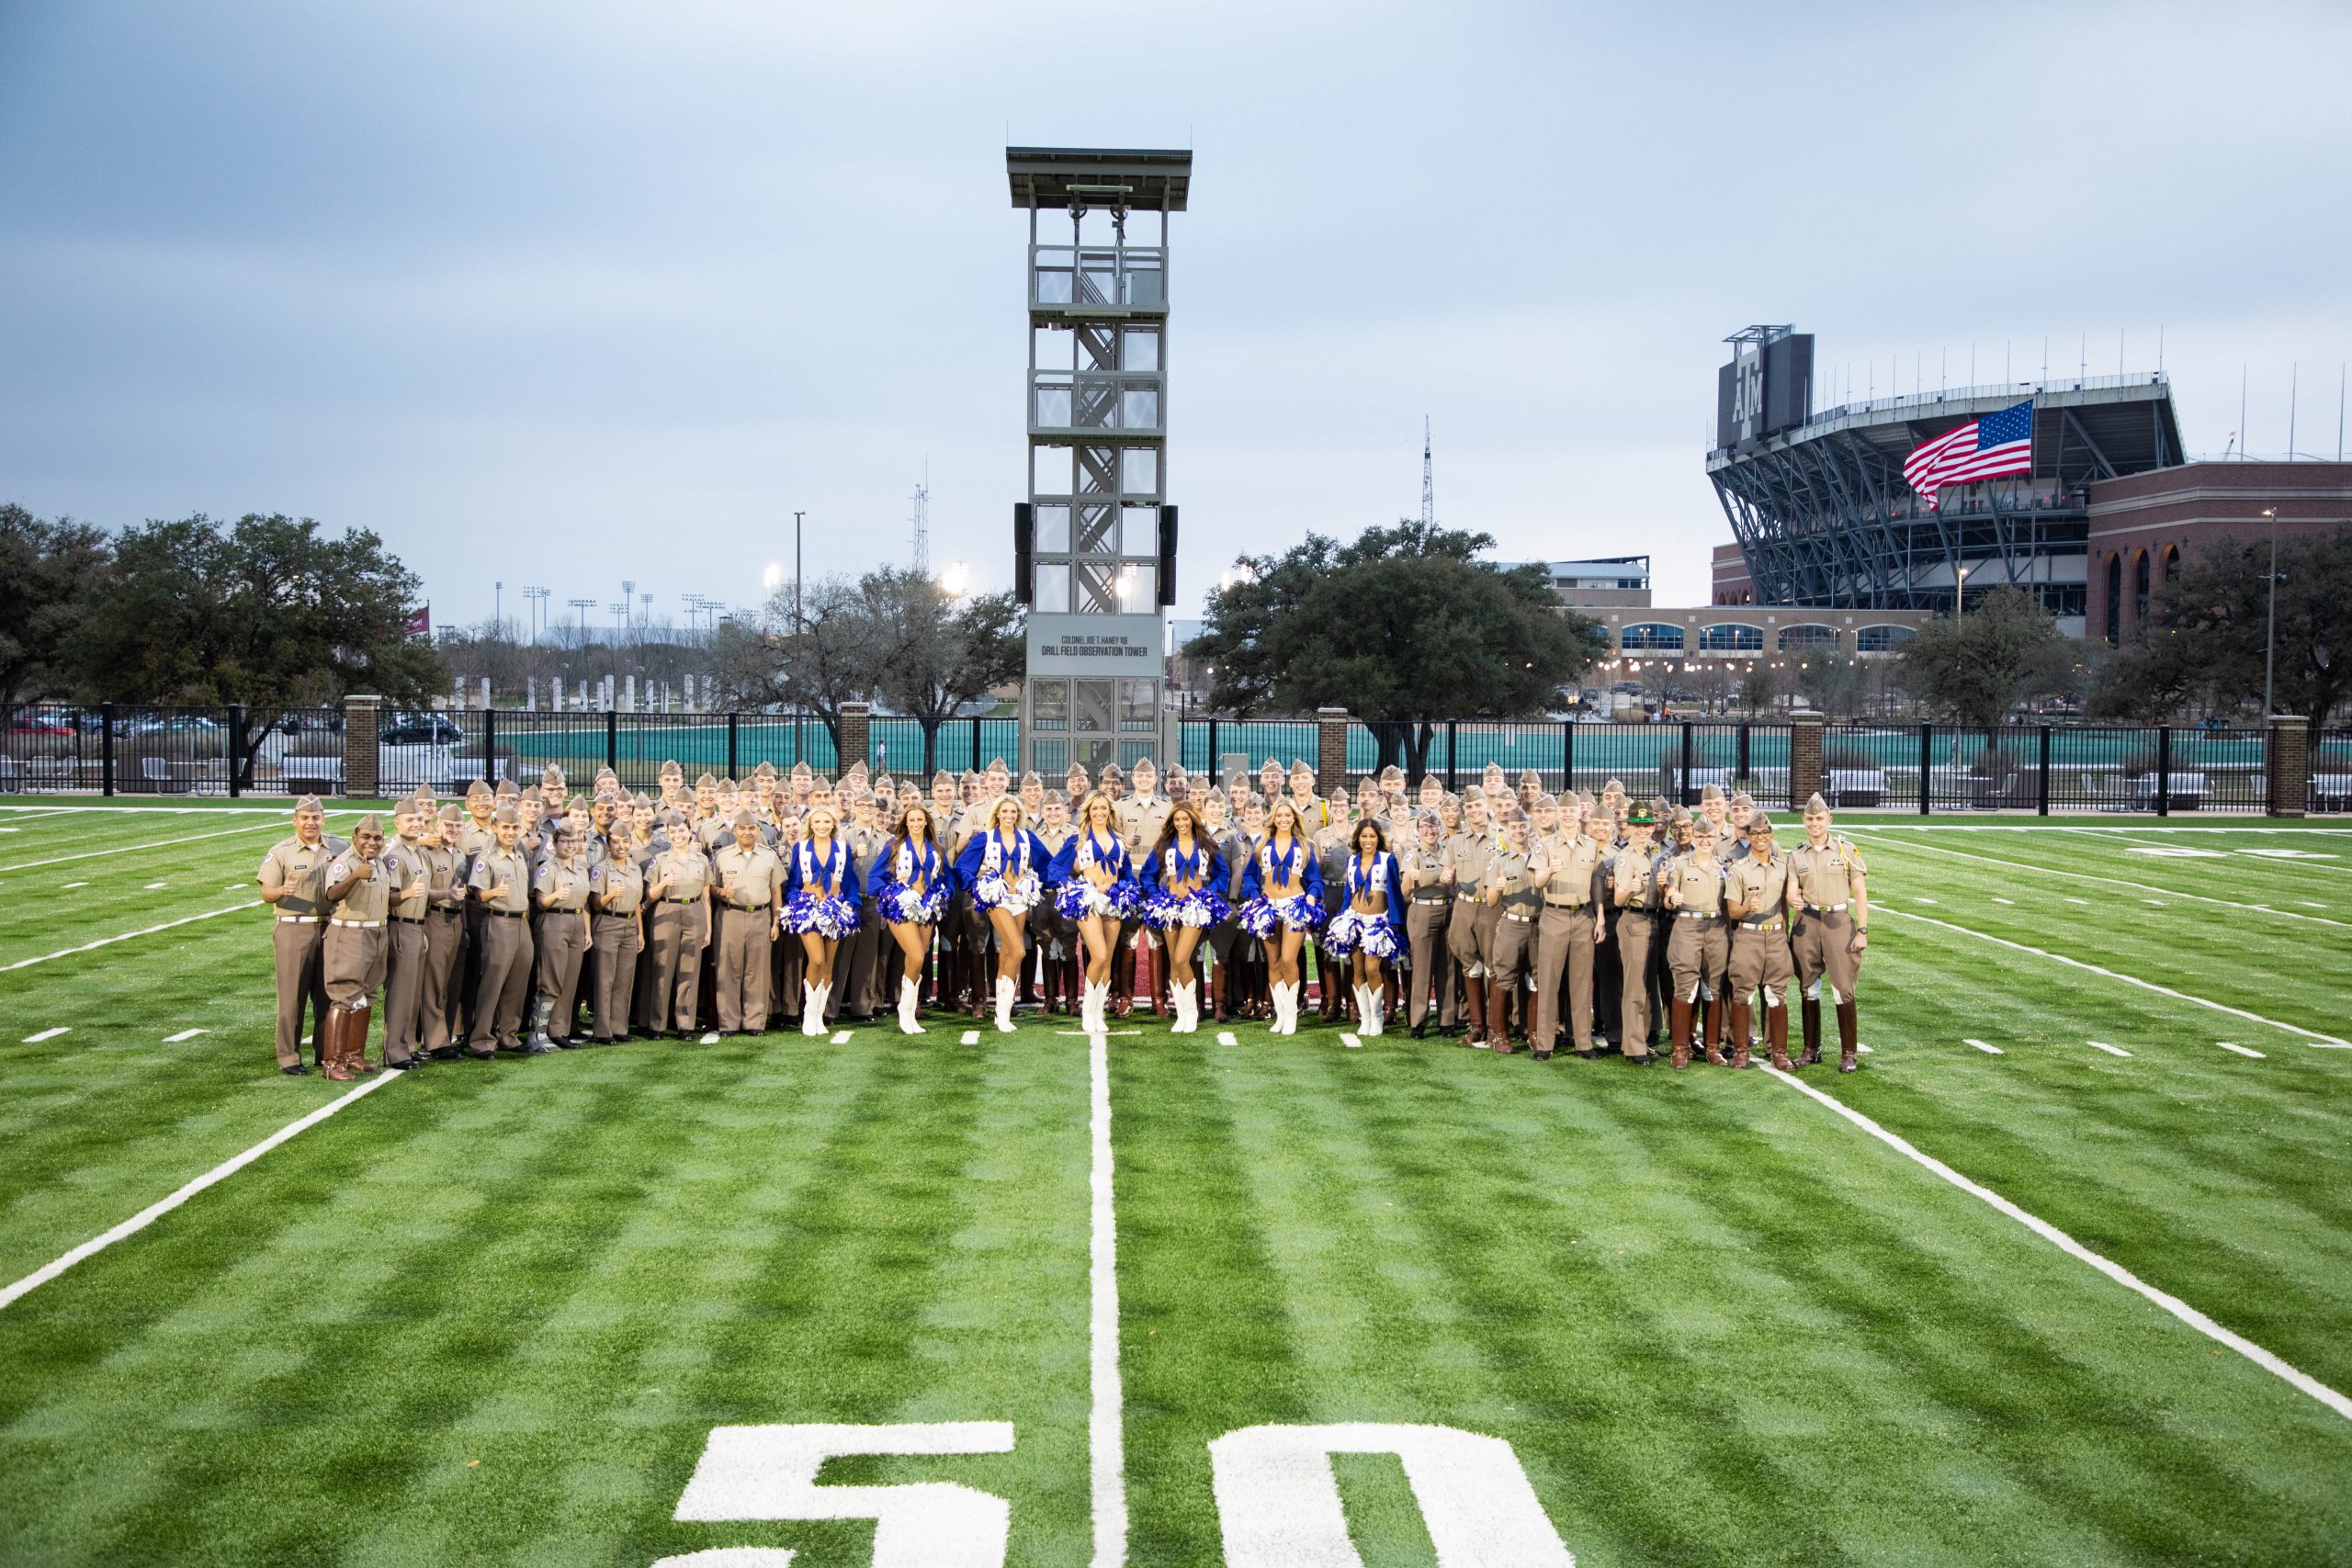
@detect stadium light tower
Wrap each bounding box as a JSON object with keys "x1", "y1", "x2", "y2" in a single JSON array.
[
  {"x1": 522, "y1": 584, "x2": 549, "y2": 643},
  {"x1": 567, "y1": 597, "x2": 595, "y2": 643}
]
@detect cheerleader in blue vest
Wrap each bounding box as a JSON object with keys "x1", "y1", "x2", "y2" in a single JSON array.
[
  {"x1": 957, "y1": 795, "x2": 1051, "y2": 1033},
  {"x1": 784, "y1": 805, "x2": 862, "y2": 1037},
  {"x1": 1238, "y1": 796, "x2": 1326, "y2": 1035},
  {"x1": 1143, "y1": 801, "x2": 1228, "y2": 1034},
  {"x1": 1324, "y1": 818, "x2": 1407, "y2": 1036},
  {"x1": 1047, "y1": 791, "x2": 1140, "y2": 1034},
  {"x1": 866, "y1": 799, "x2": 951, "y2": 1035}
]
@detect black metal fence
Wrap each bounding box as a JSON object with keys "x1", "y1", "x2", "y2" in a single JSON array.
[{"x1": 1, "y1": 702, "x2": 2334, "y2": 815}]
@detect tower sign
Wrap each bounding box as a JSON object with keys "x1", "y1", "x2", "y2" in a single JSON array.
[{"x1": 1008, "y1": 146, "x2": 1192, "y2": 776}]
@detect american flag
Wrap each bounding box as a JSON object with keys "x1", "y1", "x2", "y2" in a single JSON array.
[{"x1": 1903, "y1": 400, "x2": 2034, "y2": 510}]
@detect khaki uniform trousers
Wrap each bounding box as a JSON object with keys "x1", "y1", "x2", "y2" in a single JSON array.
[
  {"x1": 269, "y1": 917, "x2": 330, "y2": 1070},
  {"x1": 1404, "y1": 897, "x2": 1453, "y2": 1027},
  {"x1": 469, "y1": 913, "x2": 534, "y2": 1050},
  {"x1": 1446, "y1": 896, "x2": 1497, "y2": 977},
  {"x1": 1614, "y1": 910, "x2": 1661, "y2": 1059},
  {"x1": 1665, "y1": 916, "x2": 1729, "y2": 1005},
  {"x1": 715, "y1": 906, "x2": 775, "y2": 1032},
  {"x1": 1488, "y1": 908, "x2": 1535, "y2": 990},
  {"x1": 421, "y1": 908, "x2": 463, "y2": 1049},
  {"x1": 382, "y1": 918, "x2": 428, "y2": 1063},
  {"x1": 1533, "y1": 902, "x2": 1598, "y2": 1053},
  {"x1": 590, "y1": 913, "x2": 643, "y2": 1041},
  {"x1": 646, "y1": 901, "x2": 708, "y2": 1032},
  {"x1": 1791, "y1": 908, "x2": 1861, "y2": 1003},
  {"x1": 535, "y1": 913, "x2": 590, "y2": 1041},
  {"x1": 323, "y1": 923, "x2": 388, "y2": 1010},
  {"x1": 1728, "y1": 918, "x2": 1795, "y2": 1009}
]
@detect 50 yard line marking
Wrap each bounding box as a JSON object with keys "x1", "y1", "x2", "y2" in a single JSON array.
[
  {"x1": 1770, "y1": 1068, "x2": 2352, "y2": 1425},
  {"x1": 0, "y1": 1071, "x2": 401, "y2": 1313},
  {"x1": 1089, "y1": 1026, "x2": 1127, "y2": 1566}
]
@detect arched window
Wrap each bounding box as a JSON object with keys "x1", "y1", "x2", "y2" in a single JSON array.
[
  {"x1": 1777, "y1": 624, "x2": 1838, "y2": 652},
  {"x1": 2132, "y1": 548, "x2": 2151, "y2": 626},
  {"x1": 1698, "y1": 623, "x2": 1764, "y2": 651},
  {"x1": 2104, "y1": 552, "x2": 2123, "y2": 644},
  {"x1": 1619, "y1": 623, "x2": 1685, "y2": 651},
  {"x1": 2162, "y1": 543, "x2": 2180, "y2": 582},
  {"x1": 1855, "y1": 624, "x2": 1917, "y2": 653}
]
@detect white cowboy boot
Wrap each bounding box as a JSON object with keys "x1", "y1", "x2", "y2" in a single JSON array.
[
  {"x1": 995, "y1": 976, "x2": 1016, "y2": 1033},
  {"x1": 802, "y1": 982, "x2": 824, "y2": 1036},
  {"x1": 1362, "y1": 986, "x2": 1384, "y2": 1037},
  {"x1": 899, "y1": 976, "x2": 923, "y2": 1035},
  {"x1": 1173, "y1": 980, "x2": 1196, "y2": 1033}
]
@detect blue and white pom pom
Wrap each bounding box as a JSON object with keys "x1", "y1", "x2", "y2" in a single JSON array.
[
  {"x1": 1146, "y1": 888, "x2": 1231, "y2": 930},
  {"x1": 1056, "y1": 878, "x2": 1137, "y2": 920},
  {"x1": 785, "y1": 891, "x2": 861, "y2": 938},
  {"x1": 1274, "y1": 892, "x2": 1326, "y2": 932},
  {"x1": 1323, "y1": 908, "x2": 1400, "y2": 960},
  {"x1": 975, "y1": 871, "x2": 1042, "y2": 914},
  {"x1": 880, "y1": 881, "x2": 949, "y2": 926}
]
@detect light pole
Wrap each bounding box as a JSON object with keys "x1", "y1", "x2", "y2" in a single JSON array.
[
  {"x1": 494, "y1": 581, "x2": 503, "y2": 637},
  {"x1": 1954, "y1": 563, "x2": 1970, "y2": 617},
  {"x1": 794, "y1": 512, "x2": 806, "y2": 767},
  {"x1": 2262, "y1": 507, "x2": 2278, "y2": 719},
  {"x1": 522, "y1": 585, "x2": 549, "y2": 644}
]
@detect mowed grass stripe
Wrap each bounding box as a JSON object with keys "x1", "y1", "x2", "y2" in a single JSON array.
[
  {"x1": 1855, "y1": 831, "x2": 2352, "y2": 929},
  {"x1": 0, "y1": 1030, "x2": 1093, "y2": 1566},
  {"x1": 1828, "y1": 934, "x2": 2352, "y2": 1391},
  {"x1": 0, "y1": 839, "x2": 286, "y2": 953}
]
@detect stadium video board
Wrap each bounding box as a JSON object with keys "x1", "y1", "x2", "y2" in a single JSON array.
[{"x1": 1716, "y1": 331, "x2": 1815, "y2": 449}]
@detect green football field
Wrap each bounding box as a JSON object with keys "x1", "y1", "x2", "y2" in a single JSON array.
[{"x1": 3, "y1": 799, "x2": 2351, "y2": 1566}]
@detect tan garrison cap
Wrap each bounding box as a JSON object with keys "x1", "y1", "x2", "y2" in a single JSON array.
[
  {"x1": 753, "y1": 761, "x2": 777, "y2": 778},
  {"x1": 1731, "y1": 790, "x2": 1754, "y2": 807},
  {"x1": 1749, "y1": 812, "x2": 1776, "y2": 834},
  {"x1": 294, "y1": 794, "x2": 324, "y2": 812},
  {"x1": 495, "y1": 779, "x2": 521, "y2": 798},
  {"x1": 1805, "y1": 792, "x2": 1831, "y2": 814},
  {"x1": 731, "y1": 809, "x2": 757, "y2": 829},
  {"x1": 492, "y1": 805, "x2": 519, "y2": 825},
  {"x1": 467, "y1": 779, "x2": 492, "y2": 799},
  {"x1": 695, "y1": 773, "x2": 718, "y2": 789},
  {"x1": 1700, "y1": 783, "x2": 1725, "y2": 803},
  {"x1": 437, "y1": 804, "x2": 462, "y2": 824},
  {"x1": 353, "y1": 813, "x2": 382, "y2": 833}
]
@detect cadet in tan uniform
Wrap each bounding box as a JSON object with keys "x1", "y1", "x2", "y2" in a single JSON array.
[
  {"x1": 380, "y1": 803, "x2": 433, "y2": 1070},
  {"x1": 318, "y1": 814, "x2": 393, "y2": 1080},
  {"x1": 1660, "y1": 818, "x2": 1732, "y2": 1069},
  {"x1": 1605, "y1": 808, "x2": 1667, "y2": 1066},
  {"x1": 711, "y1": 810, "x2": 785, "y2": 1033},
  {"x1": 1442, "y1": 794, "x2": 1498, "y2": 1044},
  {"x1": 256, "y1": 795, "x2": 341, "y2": 1074},
  {"x1": 1724, "y1": 812, "x2": 1797, "y2": 1072},
  {"x1": 421, "y1": 805, "x2": 468, "y2": 1057},
  {"x1": 1400, "y1": 811, "x2": 1454, "y2": 1038},
  {"x1": 1114, "y1": 759, "x2": 1172, "y2": 1016},
  {"x1": 1529, "y1": 798, "x2": 1607, "y2": 1061},
  {"x1": 645, "y1": 810, "x2": 714, "y2": 1039},
  {"x1": 1788, "y1": 793, "x2": 1870, "y2": 1072},
  {"x1": 466, "y1": 806, "x2": 535, "y2": 1057},
  {"x1": 587, "y1": 822, "x2": 645, "y2": 1044},
  {"x1": 453, "y1": 778, "x2": 499, "y2": 1040},
  {"x1": 1480, "y1": 813, "x2": 1540, "y2": 1052},
  {"x1": 532, "y1": 821, "x2": 594, "y2": 1048}
]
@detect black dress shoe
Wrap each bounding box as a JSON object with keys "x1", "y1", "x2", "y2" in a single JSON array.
[
  {"x1": 281, "y1": 1064, "x2": 310, "y2": 1077},
  {"x1": 1532, "y1": 1049, "x2": 1553, "y2": 1062},
  {"x1": 1573, "y1": 1048, "x2": 1598, "y2": 1060},
  {"x1": 1411, "y1": 1021, "x2": 1428, "y2": 1039},
  {"x1": 390, "y1": 1057, "x2": 428, "y2": 1071},
  {"x1": 467, "y1": 1049, "x2": 496, "y2": 1061},
  {"x1": 1629, "y1": 1054, "x2": 1655, "y2": 1066},
  {"x1": 429, "y1": 1045, "x2": 462, "y2": 1061},
  {"x1": 555, "y1": 1039, "x2": 582, "y2": 1050}
]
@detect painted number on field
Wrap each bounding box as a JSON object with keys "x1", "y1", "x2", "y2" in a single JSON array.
[
  {"x1": 657, "y1": 1422, "x2": 1015, "y2": 1568},
  {"x1": 1211, "y1": 1423, "x2": 1575, "y2": 1567}
]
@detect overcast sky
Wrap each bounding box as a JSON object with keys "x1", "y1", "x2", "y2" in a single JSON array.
[{"x1": 5, "y1": 0, "x2": 2348, "y2": 625}]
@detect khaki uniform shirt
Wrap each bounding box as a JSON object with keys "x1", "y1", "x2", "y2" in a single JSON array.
[
  {"x1": 1443, "y1": 829, "x2": 1496, "y2": 897},
  {"x1": 1607, "y1": 843, "x2": 1666, "y2": 910},
  {"x1": 258, "y1": 835, "x2": 338, "y2": 918},
  {"x1": 712, "y1": 842, "x2": 785, "y2": 912},
  {"x1": 1787, "y1": 838, "x2": 1868, "y2": 910},
  {"x1": 537, "y1": 856, "x2": 593, "y2": 913},
  {"x1": 650, "y1": 845, "x2": 713, "y2": 905},
  {"x1": 468, "y1": 847, "x2": 532, "y2": 914},
  {"x1": 1726, "y1": 848, "x2": 1792, "y2": 923},
  {"x1": 1399, "y1": 840, "x2": 1449, "y2": 894},
  {"x1": 1114, "y1": 794, "x2": 1171, "y2": 863},
  {"x1": 1661, "y1": 851, "x2": 1728, "y2": 918},
  {"x1": 590, "y1": 854, "x2": 645, "y2": 916},
  {"x1": 325, "y1": 848, "x2": 394, "y2": 923},
  {"x1": 384, "y1": 840, "x2": 430, "y2": 919},
  {"x1": 1485, "y1": 847, "x2": 1540, "y2": 915},
  {"x1": 420, "y1": 842, "x2": 462, "y2": 909},
  {"x1": 1529, "y1": 831, "x2": 1605, "y2": 908}
]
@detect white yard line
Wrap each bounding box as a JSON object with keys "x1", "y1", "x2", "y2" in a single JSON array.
[
  {"x1": 164, "y1": 1028, "x2": 209, "y2": 1043},
  {"x1": 2086, "y1": 1041, "x2": 2133, "y2": 1057},
  {"x1": 2, "y1": 902, "x2": 261, "y2": 972},
  {"x1": 1854, "y1": 834, "x2": 2352, "y2": 929},
  {"x1": 1963, "y1": 1038, "x2": 2003, "y2": 1055},
  {"x1": 1340, "y1": 1032, "x2": 1363, "y2": 1049},
  {"x1": 1769, "y1": 1069, "x2": 2352, "y2": 1423},
  {"x1": 0, "y1": 1071, "x2": 401, "y2": 1313},
  {"x1": 829, "y1": 1031, "x2": 852, "y2": 1044},
  {"x1": 1878, "y1": 904, "x2": 2352, "y2": 1048},
  {"x1": 23, "y1": 1026, "x2": 70, "y2": 1043},
  {"x1": 0, "y1": 817, "x2": 341, "y2": 872},
  {"x1": 1088, "y1": 1025, "x2": 1128, "y2": 1566},
  {"x1": 2217, "y1": 1042, "x2": 2267, "y2": 1059},
  {"x1": 1216, "y1": 1031, "x2": 1238, "y2": 1046},
  {"x1": 960, "y1": 1029, "x2": 981, "y2": 1045}
]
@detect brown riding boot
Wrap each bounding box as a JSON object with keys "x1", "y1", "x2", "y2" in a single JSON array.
[
  {"x1": 1488, "y1": 980, "x2": 1516, "y2": 1054},
  {"x1": 1668, "y1": 998, "x2": 1692, "y2": 1069},
  {"x1": 1836, "y1": 998, "x2": 1861, "y2": 1072},
  {"x1": 1766, "y1": 1000, "x2": 1793, "y2": 1071},
  {"x1": 1148, "y1": 942, "x2": 1170, "y2": 1018},
  {"x1": 347, "y1": 1004, "x2": 379, "y2": 1072},
  {"x1": 1799, "y1": 997, "x2": 1823, "y2": 1066},
  {"x1": 1702, "y1": 1000, "x2": 1730, "y2": 1066},
  {"x1": 322, "y1": 1006, "x2": 356, "y2": 1081},
  {"x1": 1462, "y1": 972, "x2": 1487, "y2": 1046},
  {"x1": 1728, "y1": 1000, "x2": 1754, "y2": 1068},
  {"x1": 1211, "y1": 960, "x2": 1229, "y2": 1024}
]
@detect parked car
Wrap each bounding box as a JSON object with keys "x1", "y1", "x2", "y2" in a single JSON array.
[
  {"x1": 381, "y1": 714, "x2": 464, "y2": 747},
  {"x1": 5, "y1": 714, "x2": 74, "y2": 736},
  {"x1": 124, "y1": 716, "x2": 222, "y2": 736}
]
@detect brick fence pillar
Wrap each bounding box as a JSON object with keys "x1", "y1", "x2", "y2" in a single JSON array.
[
  {"x1": 2267, "y1": 714, "x2": 2308, "y2": 818},
  {"x1": 1787, "y1": 708, "x2": 1824, "y2": 812},
  {"x1": 838, "y1": 701, "x2": 871, "y2": 776},
  {"x1": 343, "y1": 694, "x2": 381, "y2": 799},
  {"x1": 1317, "y1": 707, "x2": 1351, "y2": 789}
]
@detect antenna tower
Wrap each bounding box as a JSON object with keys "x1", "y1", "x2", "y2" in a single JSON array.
[
  {"x1": 910, "y1": 468, "x2": 931, "y2": 574},
  {"x1": 1420, "y1": 416, "x2": 1434, "y2": 526}
]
